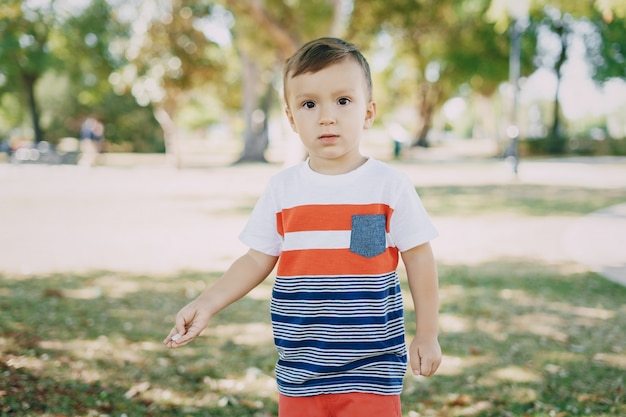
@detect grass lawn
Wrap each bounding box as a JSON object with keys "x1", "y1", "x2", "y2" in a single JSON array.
[{"x1": 1, "y1": 181, "x2": 625, "y2": 416}]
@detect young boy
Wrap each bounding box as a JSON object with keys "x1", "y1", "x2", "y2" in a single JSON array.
[{"x1": 164, "y1": 37, "x2": 441, "y2": 417}]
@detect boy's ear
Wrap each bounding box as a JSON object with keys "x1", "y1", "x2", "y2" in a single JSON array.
[
  {"x1": 285, "y1": 106, "x2": 298, "y2": 132},
  {"x1": 364, "y1": 101, "x2": 377, "y2": 129}
]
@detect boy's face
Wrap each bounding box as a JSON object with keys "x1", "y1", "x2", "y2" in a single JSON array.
[{"x1": 284, "y1": 58, "x2": 376, "y2": 172}]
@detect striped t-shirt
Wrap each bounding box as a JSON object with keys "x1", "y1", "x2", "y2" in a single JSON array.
[{"x1": 239, "y1": 157, "x2": 438, "y2": 397}]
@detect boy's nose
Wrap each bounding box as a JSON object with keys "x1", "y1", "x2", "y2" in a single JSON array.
[{"x1": 318, "y1": 107, "x2": 336, "y2": 125}]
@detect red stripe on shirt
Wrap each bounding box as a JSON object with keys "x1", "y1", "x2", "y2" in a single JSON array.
[
  {"x1": 277, "y1": 247, "x2": 399, "y2": 276},
  {"x1": 276, "y1": 204, "x2": 394, "y2": 236}
]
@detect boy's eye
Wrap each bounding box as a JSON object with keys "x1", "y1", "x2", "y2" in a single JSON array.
[
  {"x1": 338, "y1": 97, "x2": 351, "y2": 105},
  {"x1": 302, "y1": 101, "x2": 315, "y2": 109}
]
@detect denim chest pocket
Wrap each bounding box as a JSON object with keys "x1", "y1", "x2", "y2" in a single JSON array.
[{"x1": 350, "y1": 214, "x2": 387, "y2": 258}]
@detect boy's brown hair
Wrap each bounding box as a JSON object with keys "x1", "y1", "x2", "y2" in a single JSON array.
[{"x1": 283, "y1": 37, "x2": 373, "y2": 105}]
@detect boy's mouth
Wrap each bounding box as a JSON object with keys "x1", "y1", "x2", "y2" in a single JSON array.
[{"x1": 319, "y1": 133, "x2": 339, "y2": 141}]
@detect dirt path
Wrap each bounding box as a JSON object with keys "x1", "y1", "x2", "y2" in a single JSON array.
[{"x1": 1, "y1": 157, "x2": 624, "y2": 284}]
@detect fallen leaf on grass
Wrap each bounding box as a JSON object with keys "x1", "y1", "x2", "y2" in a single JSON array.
[{"x1": 124, "y1": 381, "x2": 150, "y2": 399}]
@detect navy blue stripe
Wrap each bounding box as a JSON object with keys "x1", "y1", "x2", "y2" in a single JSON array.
[
  {"x1": 271, "y1": 308, "x2": 403, "y2": 326},
  {"x1": 278, "y1": 374, "x2": 405, "y2": 390},
  {"x1": 274, "y1": 334, "x2": 405, "y2": 350},
  {"x1": 278, "y1": 353, "x2": 405, "y2": 374},
  {"x1": 272, "y1": 287, "x2": 400, "y2": 301}
]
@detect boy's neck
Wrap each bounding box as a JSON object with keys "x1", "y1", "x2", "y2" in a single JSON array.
[{"x1": 308, "y1": 154, "x2": 368, "y2": 175}]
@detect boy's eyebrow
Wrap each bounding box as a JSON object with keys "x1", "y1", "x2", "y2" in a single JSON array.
[{"x1": 293, "y1": 87, "x2": 359, "y2": 101}]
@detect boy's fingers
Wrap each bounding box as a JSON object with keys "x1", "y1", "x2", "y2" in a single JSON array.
[
  {"x1": 165, "y1": 322, "x2": 206, "y2": 347},
  {"x1": 163, "y1": 326, "x2": 188, "y2": 346},
  {"x1": 416, "y1": 356, "x2": 440, "y2": 377},
  {"x1": 410, "y1": 356, "x2": 421, "y2": 376}
]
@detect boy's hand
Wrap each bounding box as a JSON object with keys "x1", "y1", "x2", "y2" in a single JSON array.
[
  {"x1": 163, "y1": 300, "x2": 211, "y2": 348},
  {"x1": 409, "y1": 336, "x2": 441, "y2": 377},
  {"x1": 162, "y1": 250, "x2": 277, "y2": 349}
]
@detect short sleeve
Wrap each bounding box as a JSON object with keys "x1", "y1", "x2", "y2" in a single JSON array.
[
  {"x1": 238, "y1": 182, "x2": 283, "y2": 256},
  {"x1": 388, "y1": 174, "x2": 438, "y2": 252}
]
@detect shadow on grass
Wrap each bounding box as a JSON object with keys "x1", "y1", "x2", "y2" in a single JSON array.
[
  {"x1": 1, "y1": 261, "x2": 625, "y2": 416},
  {"x1": 0, "y1": 270, "x2": 278, "y2": 417},
  {"x1": 401, "y1": 262, "x2": 626, "y2": 417}
]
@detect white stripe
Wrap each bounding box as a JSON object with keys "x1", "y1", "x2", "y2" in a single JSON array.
[
  {"x1": 282, "y1": 230, "x2": 392, "y2": 251},
  {"x1": 277, "y1": 346, "x2": 406, "y2": 361},
  {"x1": 273, "y1": 321, "x2": 405, "y2": 339},
  {"x1": 279, "y1": 384, "x2": 401, "y2": 396},
  {"x1": 273, "y1": 332, "x2": 405, "y2": 344},
  {"x1": 282, "y1": 230, "x2": 348, "y2": 250},
  {"x1": 277, "y1": 366, "x2": 407, "y2": 383},
  {"x1": 275, "y1": 272, "x2": 397, "y2": 280},
  {"x1": 273, "y1": 272, "x2": 398, "y2": 290},
  {"x1": 278, "y1": 360, "x2": 406, "y2": 371},
  {"x1": 271, "y1": 299, "x2": 403, "y2": 313},
  {"x1": 272, "y1": 307, "x2": 402, "y2": 318}
]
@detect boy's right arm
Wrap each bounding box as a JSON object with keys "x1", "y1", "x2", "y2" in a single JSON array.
[{"x1": 163, "y1": 248, "x2": 278, "y2": 348}]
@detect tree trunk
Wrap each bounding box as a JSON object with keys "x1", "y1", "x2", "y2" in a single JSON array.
[
  {"x1": 552, "y1": 74, "x2": 562, "y2": 138},
  {"x1": 153, "y1": 106, "x2": 181, "y2": 168},
  {"x1": 551, "y1": 26, "x2": 567, "y2": 139},
  {"x1": 413, "y1": 81, "x2": 439, "y2": 148},
  {"x1": 415, "y1": 103, "x2": 434, "y2": 147},
  {"x1": 329, "y1": 0, "x2": 350, "y2": 37},
  {"x1": 548, "y1": 23, "x2": 568, "y2": 154},
  {"x1": 236, "y1": 52, "x2": 271, "y2": 163},
  {"x1": 23, "y1": 72, "x2": 44, "y2": 143}
]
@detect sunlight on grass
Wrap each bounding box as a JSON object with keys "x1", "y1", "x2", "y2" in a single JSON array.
[
  {"x1": 593, "y1": 353, "x2": 626, "y2": 369},
  {"x1": 511, "y1": 313, "x2": 570, "y2": 343},
  {"x1": 436, "y1": 355, "x2": 494, "y2": 376},
  {"x1": 2, "y1": 263, "x2": 625, "y2": 417},
  {"x1": 399, "y1": 261, "x2": 626, "y2": 417},
  {"x1": 212, "y1": 322, "x2": 274, "y2": 346},
  {"x1": 484, "y1": 366, "x2": 543, "y2": 384}
]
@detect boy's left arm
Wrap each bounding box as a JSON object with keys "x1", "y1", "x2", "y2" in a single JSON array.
[{"x1": 401, "y1": 242, "x2": 441, "y2": 377}]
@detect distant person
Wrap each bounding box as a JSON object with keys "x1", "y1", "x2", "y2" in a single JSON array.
[
  {"x1": 0, "y1": 138, "x2": 11, "y2": 157},
  {"x1": 164, "y1": 37, "x2": 441, "y2": 417},
  {"x1": 78, "y1": 117, "x2": 104, "y2": 167}
]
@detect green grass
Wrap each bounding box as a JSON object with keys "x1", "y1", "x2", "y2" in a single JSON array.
[
  {"x1": 401, "y1": 263, "x2": 626, "y2": 417},
  {"x1": 1, "y1": 182, "x2": 625, "y2": 416},
  {"x1": 419, "y1": 184, "x2": 626, "y2": 217}
]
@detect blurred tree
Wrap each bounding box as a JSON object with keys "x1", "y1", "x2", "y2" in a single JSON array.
[
  {"x1": 479, "y1": 0, "x2": 626, "y2": 153},
  {"x1": 0, "y1": 0, "x2": 161, "y2": 152},
  {"x1": 349, "y1": 0, "x2": 525, "y2": 147},
  {"x1": 48, "y1": 0, "x2": 162, "y2": 150},
  {"x1": 585, "y1": 7, "x2": 626, "y2": 83},
  {"x1": 0, "y1": 0, "x2": 62, "y2": 143},
  {"x1": 110, "y1": 0, "x2": 230, "y2": 167},
  {"x1": 529, "y1": 0, "x2": 625, "y2": 152},
  {"x1": 58, "y1": 0, "x2": 125, "y2": 106},
  {"x1": 220, "y1": 0, "x2": 350, "y2": 162},
  {"x1": 535, "y1": 6, "x2": 573, "y2": 151}
]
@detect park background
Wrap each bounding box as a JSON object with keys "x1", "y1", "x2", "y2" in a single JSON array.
[
  {"x1": 1, "y1": 0, "x2": 626, "y2": 162},
  {"x1": 1, "y1": 1, "x2": 626, "y2": 416}
]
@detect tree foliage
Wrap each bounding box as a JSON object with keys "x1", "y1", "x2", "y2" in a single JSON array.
[
  {"x1": 585, "y1": 8, "x2": 626, "y2": 83},
  {"x1": 531, "y1": 0, "x2": 625, "y2": 150},
  {"x1": 0, "y1": 0, "x2": 162, "y2": 150},
  {"x1": 0, "y1": 0, "x2": 62, "y2": 142},
  {"x1": 108, "y1": 0, "x2": 231, "y2": 165},
  {"x1": 349, "y1": 0, "x2": 526, "y2": 146},
  {"x1": 1, "y1": 0, "x2": 625, "y2": 159}
]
